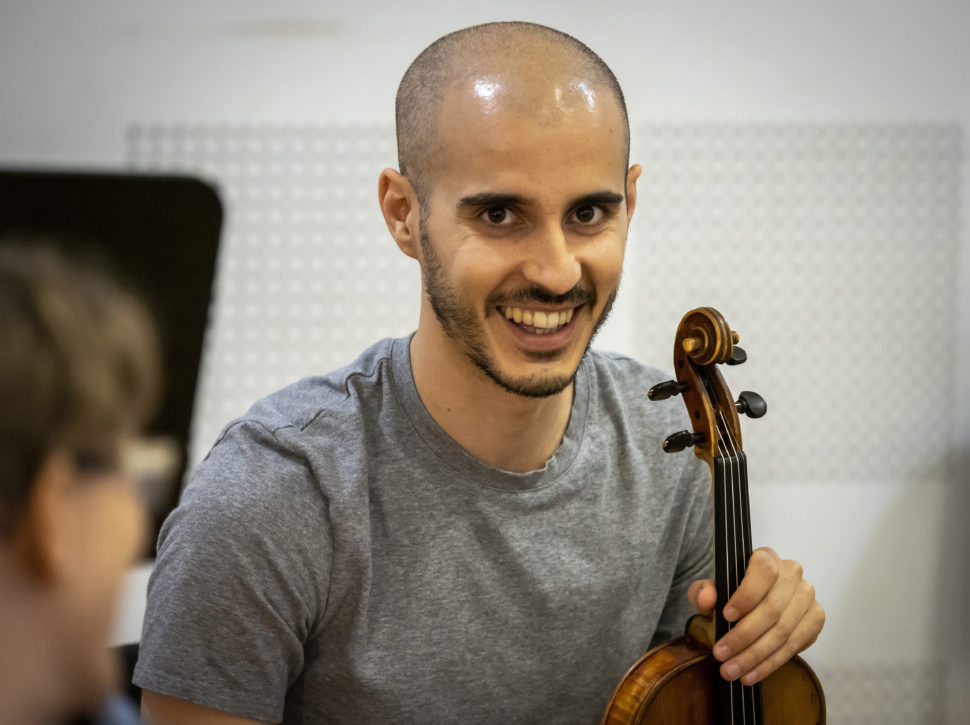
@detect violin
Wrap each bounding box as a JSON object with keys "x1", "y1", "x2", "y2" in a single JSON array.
[{"x1": 602, "y1": 307, "x2": 825, "y2": 724}]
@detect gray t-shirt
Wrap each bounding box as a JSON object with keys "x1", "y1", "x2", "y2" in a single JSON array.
[{"x1": 134, "y1": 336, "x2": 712, "y2": 724}]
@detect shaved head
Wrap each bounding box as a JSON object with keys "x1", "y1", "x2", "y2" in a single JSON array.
[{"x1": 395, "y1": 22, "x2": 629, "y2": 203}]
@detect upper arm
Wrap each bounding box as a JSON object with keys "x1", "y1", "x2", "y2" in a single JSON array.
[
  {"x1": 133, "y1": 421, "x2": 334, "y2": 721},
  {"x1": 141, "y1": 690, "x2": 270, "y2": 725}
]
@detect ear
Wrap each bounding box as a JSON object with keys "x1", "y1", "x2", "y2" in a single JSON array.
[
  {"x1": 625, "y1": 163, "x2": 642, "y2": 224},
  {"x1": 378, "y1": 168, "x2": 421, "y2": 260},
  {"x1": 11, "y1": 452, "x2": 75, "y2": 584}
]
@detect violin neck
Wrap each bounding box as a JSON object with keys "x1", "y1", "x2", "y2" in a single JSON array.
[
  {"x1": 713, "y1": 453, "x2": 754, "y2": 641},
  {"x1": 713, "y1": 452, "x2": 764, "y2": 724}
]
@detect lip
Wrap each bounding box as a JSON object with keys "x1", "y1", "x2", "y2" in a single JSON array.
[{"x1": 494, "y1": 304, "x2": 583, "y2": 354}]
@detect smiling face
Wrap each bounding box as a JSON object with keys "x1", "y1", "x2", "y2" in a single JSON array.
[{"x1": 412, "y1": 72, "x2": 638, "y2": 398}]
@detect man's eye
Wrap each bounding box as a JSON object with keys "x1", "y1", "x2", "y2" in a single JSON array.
[
  {"x1": 482, "y1": 207, "x2": 517, "y2": 225},
  {"x1": 573, "y1": 205, "x2": 604, "y2": 224}
]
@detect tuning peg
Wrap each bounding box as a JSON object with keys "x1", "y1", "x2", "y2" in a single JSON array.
[
  {"x1": 726, "y1": 346, "x2": 747, "y2": 366},
  {"x1": 736, "y1": 391, "x2": 767, "y2": 419},
  {"x1": 647, "y1": 380, "x2": 689, "y2": 401},
  {"x1": 663, "y1": 430, "x2": 705, "y2": 453}
]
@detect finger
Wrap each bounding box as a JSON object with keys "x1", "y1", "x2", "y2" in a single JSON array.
[
  {"x1": 737, "y1": 600, "x2": 825, "y2": 685},
  {"x1": 716, "y1": 559, "x2": 801, "y2": 658},
  {"x1": 716, "y1": 578, "x2": 819, "y2": 682},
  {"x1": 795, "y1": 599, "x2": 825, "y2": 653},
  {"x1": 687, "y1": 579, "x2": 717, "y2": 614},
  {"x1": 723, "y1": 547, "x2": 781, "y2": 622}
]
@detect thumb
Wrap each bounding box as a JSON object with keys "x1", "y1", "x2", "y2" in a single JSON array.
[{"x1": 688, "y1": 579, "x2": 717, "y2": 614}]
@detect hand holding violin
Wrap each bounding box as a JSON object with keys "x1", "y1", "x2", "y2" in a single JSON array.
[{"x1": 688, "y1": 547, "x2": 825, "y2": 686}]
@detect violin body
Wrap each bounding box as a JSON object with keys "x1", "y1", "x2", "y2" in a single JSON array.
[
  {"x1": 602, "y1": 308, "x2": 825, "y2": 724},
  {"x1": 603, "y1": 617, "x2": 825, "y2": 724}
]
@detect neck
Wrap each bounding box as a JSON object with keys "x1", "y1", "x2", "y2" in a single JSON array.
[
  {"x1": 410, "y1": 327, "x2": 575, "y2": 473},
  {"x1": 0, "y1": 560, "x2": 67, "y2": 725}
]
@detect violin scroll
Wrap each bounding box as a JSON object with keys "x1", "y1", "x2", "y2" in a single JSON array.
[
  {"x1": 674, "y1": 307, "x2": 737, "y2": 367},
  {"x1": 648, "y1": 307, "x2": 764, "y2": 468}
]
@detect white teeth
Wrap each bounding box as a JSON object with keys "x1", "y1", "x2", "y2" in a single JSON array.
[{"x1": 500, "y1": 306, "x2": 575, "y2": 330}]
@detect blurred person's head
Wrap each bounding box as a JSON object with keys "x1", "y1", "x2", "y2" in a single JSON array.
[{"x1": 0, "y1": 241, "x2": 160, "y2": 724}]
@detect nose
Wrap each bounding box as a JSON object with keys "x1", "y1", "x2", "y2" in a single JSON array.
[{"x1": 519, "y1": 223, "x2": 582, "y2": 296}]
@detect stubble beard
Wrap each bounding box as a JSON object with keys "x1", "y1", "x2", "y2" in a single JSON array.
[{"x1": 418, "y1": 222, "x2": 617, "y2": 399}]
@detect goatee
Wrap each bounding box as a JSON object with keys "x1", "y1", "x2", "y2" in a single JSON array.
[{"x1": 418, "y1": 222, "x2": 617, "y2": 398}]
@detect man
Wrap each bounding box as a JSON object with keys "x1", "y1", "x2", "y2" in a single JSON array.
[
  {"x1": 136, "y1": 22, "x2": 824, "y2": 724},
  {"x1": 0, "y1": 242, "x2": 159, "y2": 724}
]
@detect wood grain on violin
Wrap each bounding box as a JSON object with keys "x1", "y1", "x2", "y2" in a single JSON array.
[{"x1": 602, "y1": 308, "x2": 825, "y2": 725}]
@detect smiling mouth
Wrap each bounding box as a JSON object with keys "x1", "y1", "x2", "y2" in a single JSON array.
[{"x1": 499, "y1": 305, "x2": 576, "y2": 335}]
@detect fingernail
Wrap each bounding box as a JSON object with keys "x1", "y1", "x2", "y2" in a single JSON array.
[
  {"x1": 741, "y1": 669, "x2": 759, "y2": 686},
  {"x1": 713, "y1": 644, "x2": 730, "y2": 661},
  {"x1": 723, "y1": 606, "x2": 739, "y2": 621},
  {"x1": 723, "y1": 662, "x2": 740, "y2": 680}
]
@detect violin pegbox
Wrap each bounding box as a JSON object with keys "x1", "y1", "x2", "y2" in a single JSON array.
[{"x1": 647, "y1": 307, "x2": 765, "y2": 468}]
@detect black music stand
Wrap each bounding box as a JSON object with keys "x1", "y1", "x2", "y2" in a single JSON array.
[{"x1": 0, "y1": 169, "x2": 223, "y2": 556}]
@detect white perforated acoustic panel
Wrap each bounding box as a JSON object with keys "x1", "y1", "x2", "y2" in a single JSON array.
[
  {"x1": 126, "y1": 124, "x2": 414, "y2": 460},
  {"x1": 822, "y1": 661, "x2": 947, "y2": 724},
  {"x1": 626, "y1": 123, "x2": 962, "y2": 724},
  {"x1": 628, "y1": 124, "x2": 960, "y2": 486}
]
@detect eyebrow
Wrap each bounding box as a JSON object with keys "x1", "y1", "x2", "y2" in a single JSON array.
[
  {"x1": 456, "y1": 190, "x2": 625, "y2": 211},
  {"x1": 456, "y1": 192, "x2": 527, "y2": 210},
  {"x1": 573, "y1": 191, "x2": 625, "y2": 207}
]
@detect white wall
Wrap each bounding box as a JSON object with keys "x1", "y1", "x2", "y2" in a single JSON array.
[{"x1": 3, "y1": 2, "x2": 967, "y2": 722}]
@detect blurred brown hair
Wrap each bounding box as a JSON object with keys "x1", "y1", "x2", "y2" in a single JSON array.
[{"x1": 0, "y1": 240, "x2": 160, "y2": 537}]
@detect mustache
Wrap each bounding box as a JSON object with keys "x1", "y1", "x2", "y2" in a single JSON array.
[{"x1": 488, "y1": 284, "x2": 596, "y2": 309}]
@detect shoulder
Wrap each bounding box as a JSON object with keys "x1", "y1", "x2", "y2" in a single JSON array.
[
  {"x1": 583, "y1": 349, "x2": 688, "y2": 430},
  {"x1": 178, "y1": 337, "x2": 405, "y2": 526},
  {"x1": 585, "y1": 349, "x2": 670, "y2": 388},
  {"x1": 240, "y1": 336, "x2": 399, "y2": 433},
  {"x1": 583, "y1": 348, "x2": 712, "y2": 527},
  {"x1": 199, "y1": 337, "x2": 401, "y2": 472}
]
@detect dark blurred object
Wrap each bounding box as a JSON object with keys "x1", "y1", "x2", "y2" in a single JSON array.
[
  {"x1": 117, "y1": 643, "x2": 142, "y2": 706},
  {"x1": 0, "y1": 170, "x2": 222, "y2": 556}
]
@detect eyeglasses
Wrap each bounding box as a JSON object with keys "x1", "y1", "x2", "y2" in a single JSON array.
[{"x1": 71, "y1": 448, "x2": 119, "y2": 475}]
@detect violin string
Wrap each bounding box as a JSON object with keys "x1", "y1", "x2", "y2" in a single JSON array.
[
  {"x1": 715, "y1": 400, "x2": 762, "y2": 725},
  {"x1": 717, "y1": 433, "x2": 738, "y2": 725},
  {"x1": 703, "y1": 376, "x2": 742, "y2": 725},
  {"x1": 700, "y1": 370, "x2": 760, "y2": 724},
  {"x1": 719, "y1": 423, "x2": 744, "y2": 724},
  {"x1": 700, "y1": 374, "x2": 734, "y2": 723},
  {"x1": 717, "y1": 409, "x2": 746, "y2": 724}
]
